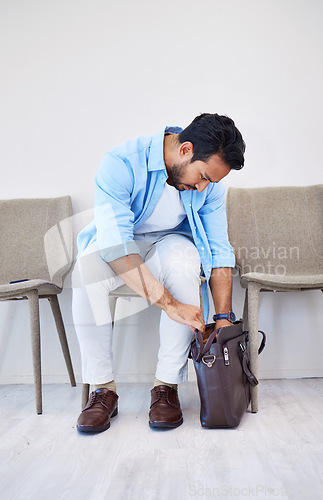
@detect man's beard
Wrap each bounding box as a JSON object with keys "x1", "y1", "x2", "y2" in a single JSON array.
[{"x1": 171, "y1": 160, "x2": 196, "y2": 191}]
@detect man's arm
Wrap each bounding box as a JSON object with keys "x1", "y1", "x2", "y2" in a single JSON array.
[
  {"x1": 109, "y1": 254, "x2": 205, "y2": 333},
  {"x1": 209, "y1": 267, "x2": 233, "y2": 329}
]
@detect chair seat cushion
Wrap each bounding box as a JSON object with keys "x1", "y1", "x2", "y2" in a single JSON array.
[
  {"x1": 0, "y1": 279, "x2": 62, "y2": 299},
  {"x1": 240, "y1": 272, "x2": 323, "y2": 290}
]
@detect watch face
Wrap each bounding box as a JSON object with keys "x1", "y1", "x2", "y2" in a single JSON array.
[{"x1": 229, "y1": 311, "x2": 236, "y2": 323}]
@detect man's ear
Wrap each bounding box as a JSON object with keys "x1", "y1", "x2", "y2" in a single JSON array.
[{"x1": 179, "y1": 141, "x2": 194, "y2": 159}]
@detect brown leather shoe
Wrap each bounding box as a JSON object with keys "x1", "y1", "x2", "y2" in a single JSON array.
[
  {"x1": 149, "y1": 385, "x2": 183, "y2": 429},
  {"x1": 77, "y1": 388, "x2": 118, "y2": 433}
]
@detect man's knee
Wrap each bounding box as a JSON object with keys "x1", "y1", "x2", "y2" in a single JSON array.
[
  {"x1": 73, "y1": 248, "x2": 120, "y2": 292},
  {"x1": 163, "y1": 242, "x2": 201, "y2": 282}
]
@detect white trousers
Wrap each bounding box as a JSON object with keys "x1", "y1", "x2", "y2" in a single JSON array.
[{"x1": 72, "y1": 232, "x2": 201, "y2": 385}]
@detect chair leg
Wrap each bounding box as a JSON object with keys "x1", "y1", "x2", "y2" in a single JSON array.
[
  {"x1": 27, "y1": 290, "x2": 42, "y2": 414},
  {"x1": 48, "y1": 295, "x2": 76, "y2": 387},
  {"x1": 247, "y1": 282, "x2": 261, "y2": 413},
  {"x1": 82, "y1": 383, "x2": 90, "y2": 409}
]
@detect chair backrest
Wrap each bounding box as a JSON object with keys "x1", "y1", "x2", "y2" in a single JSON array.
[
  {"x1": 0, "y1": 196, "x2": 74, "y2": 288},
  {"x1": 226, "y1": 185, "x2": 323, "y2": 276}
]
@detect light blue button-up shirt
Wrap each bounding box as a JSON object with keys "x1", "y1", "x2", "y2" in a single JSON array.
[{"x1": 77, "y1": 126, "x2": 235, "y2": 319}]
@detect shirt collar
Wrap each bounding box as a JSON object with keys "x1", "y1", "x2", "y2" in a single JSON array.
[{"x1": 148, "y1": 126, "x2": 183, "y2": 172}]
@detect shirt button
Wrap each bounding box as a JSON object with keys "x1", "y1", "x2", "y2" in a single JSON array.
[{"x1": 201, "y1": 247, "x2": 204, "y2": 251}]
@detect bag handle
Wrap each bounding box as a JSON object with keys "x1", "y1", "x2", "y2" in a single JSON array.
[{"x1": 194, "y1": 328, "x2": 219, "y2": 363}]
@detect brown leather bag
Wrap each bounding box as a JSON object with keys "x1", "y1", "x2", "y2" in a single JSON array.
[{"x1": 190, "y1": 321, "x2": 265, "y2": 428}]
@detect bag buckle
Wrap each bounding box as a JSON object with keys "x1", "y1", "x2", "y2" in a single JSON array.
[
  {"x1": 202, "y1": 355, "x2": 216, "y2": 368},
  {"x1": 239, "y1": 342, "x2": 246, "y2": 353}
]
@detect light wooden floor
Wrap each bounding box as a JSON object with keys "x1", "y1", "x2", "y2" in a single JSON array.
[{"x1": 1, "y1": 380, "x2": 323, "y2": 500}]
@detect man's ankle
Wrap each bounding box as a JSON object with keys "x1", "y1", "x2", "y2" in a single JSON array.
[
  {"x1": 154, "y1": 379, "x2": 177, "y2": 391},
  {"x1": 92, "y1": 380, "x2": 117, "y2": 393}
]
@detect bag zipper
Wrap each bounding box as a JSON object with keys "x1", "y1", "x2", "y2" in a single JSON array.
[{"x1": 223, "y1": 347, "x2": 229, "y2": 365}]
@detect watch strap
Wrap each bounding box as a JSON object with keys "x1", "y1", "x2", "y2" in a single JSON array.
[{"x1": 213, "y1": 311, "x2": 236, "y2": 323}]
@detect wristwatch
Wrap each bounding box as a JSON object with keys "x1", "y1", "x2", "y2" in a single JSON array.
[{"x1": 213, "y1": 311, "x2": 236, "y2": 323}]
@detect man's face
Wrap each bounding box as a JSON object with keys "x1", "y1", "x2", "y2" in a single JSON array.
[{"x1": 170, "y1": 153, "x2": 231, "y2": 192}]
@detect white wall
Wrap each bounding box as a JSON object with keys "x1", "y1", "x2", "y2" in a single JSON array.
[{"x1": 1, "y1": 0, "x2": 322, "y2": 385}]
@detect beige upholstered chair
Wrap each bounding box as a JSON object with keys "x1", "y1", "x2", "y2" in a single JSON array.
[
  {"x1": 226, "y1": 185, "x2": 323, "y2": 412},
  {"x1": 0, "y1": 196, "x2": 76, "y2": 413},
  {"x1": 82, "y1": 278, "x2": 206, "y2": 408}
]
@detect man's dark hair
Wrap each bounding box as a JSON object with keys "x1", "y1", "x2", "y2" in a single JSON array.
[{"x1": 179, "y1": 113, "x2": 246, "y2": 170}]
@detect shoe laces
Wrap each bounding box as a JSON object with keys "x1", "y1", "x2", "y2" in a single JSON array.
[
  {"x1": 155, "y1": 386, "x2": 176, "y2": 402},
  {"x1": 86, "y1": 390, "x2": 113, "y2": 411},
  {"x1": 153, "y1": 386, "x2": 179, "y2": 409},
  {"x1": 155, "y1": 387, "x2": 168, "y2": 398}
]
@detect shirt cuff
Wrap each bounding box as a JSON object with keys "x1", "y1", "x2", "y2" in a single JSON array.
[
  {"x1": 99, "y1": 240, "x2": 141, "y2": 263},
  {"x1": 211, "y1": 253, "x2": 236, "y2": 269}
]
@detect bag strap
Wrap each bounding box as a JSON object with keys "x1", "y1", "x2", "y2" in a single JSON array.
[
  {"x1": 202, "y1": 328, "x2": 219, "y2": 355},
  {"x1": 194, "y1": 328, "x2": 219, "y2": 363},
  {"x1": 258, "y1": 330, "x2": 266, "y2": 354},
  {"x1": 240, "y1": 347, "x2": 259, "y2": 387},
  {"x1": 239, "y1": 331, "x2": 266, "y2": 387},
  {"x1": 244, "y1": 329, "x2": 266, "y2": 355},
  {"x1": 194, "y1": 329, "x2": 204, "y2": 362}
]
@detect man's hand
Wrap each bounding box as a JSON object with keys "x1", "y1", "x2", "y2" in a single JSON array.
[
  {"x1": 109, "y1": 253, "x2": 205, "y2": 332},
  {"x1": 163, "y1": 299, "x2": 205, "y2": 333}
]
